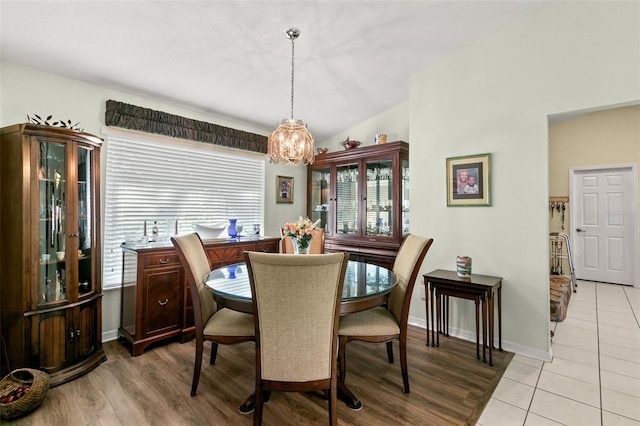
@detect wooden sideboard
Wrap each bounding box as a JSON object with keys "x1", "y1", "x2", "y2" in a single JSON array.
[{"x1": 119, "y1": 236, "x2": 280, "y2": 356}]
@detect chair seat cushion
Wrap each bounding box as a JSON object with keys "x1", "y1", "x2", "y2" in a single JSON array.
[
  {"x1": 339, "y1": 307, "x2": 400, "y2": 336},
  {"x1": 204, "y1": 308, "x2": 255, "y2": 337}
]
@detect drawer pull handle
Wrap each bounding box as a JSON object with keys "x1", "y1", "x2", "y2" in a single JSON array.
[
  {"x1": 158, "y1": 298, "x2": 169, "y2": 306},
  {"x1": 159, "y1": 257, "x2": 170, "y2": 264}
]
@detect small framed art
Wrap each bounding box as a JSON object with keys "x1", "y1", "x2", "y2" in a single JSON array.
[
  {"x1": 276, "y1": 175, "x2": 294, "y2": 203},
  {"x1": 446, "y1": 153, "x2": 491, "y2": 207}
]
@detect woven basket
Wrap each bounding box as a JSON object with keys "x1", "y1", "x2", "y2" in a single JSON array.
[{"x1": 0, "y1": 368, "x2": 50, "y2": 420}]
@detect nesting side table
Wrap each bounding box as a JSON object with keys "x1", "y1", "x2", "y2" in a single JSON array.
[{"x1": 423, "y1": 269, "x2": 503, "y2": 366}]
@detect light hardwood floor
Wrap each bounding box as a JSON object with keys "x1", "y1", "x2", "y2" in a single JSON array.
[{"x1": 6, "y1": 326, "x2": 512, "y2": 425}]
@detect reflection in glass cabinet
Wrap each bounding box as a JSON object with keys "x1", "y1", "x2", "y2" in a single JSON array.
[
  {"x1": 37, "y1": 142, "x2": 96, "y2": 305},
  {"x1": 336, "y1": 164, "x2": 358, "y2": 234},
  {"x1": 366, "y1": 160, "x2": 393, "y2": 236},
  {"x1": 310, "y1": 168, "x2": 330, "y2": 232},
  {"x1": 39, "y1": 141, "x2": 67, "y2": 304},
  {"x1": 402, "y1": 159, "x2": 409, "y2": 236},
  {"x1": 77, "y1": 146, "x2": 93, "y2": 295}
]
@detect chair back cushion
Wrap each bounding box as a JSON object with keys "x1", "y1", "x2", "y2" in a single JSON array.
[
  {"x1": 388, "y1": 235, "x2": 434, "y2": 323},
  {"x1": 245, "y1": 252, "x2": 348, "y2": 382},
  {"x1": 172, "y1": 233, "x2": 217, "y2": 325},
  {"x1": 281, "y1": 229, "x2": 325, "y2": 254}
]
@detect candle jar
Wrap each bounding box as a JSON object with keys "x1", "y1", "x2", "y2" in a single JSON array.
[{"x1": 456, "y1": 256, "x2": 472, "y2": 278}]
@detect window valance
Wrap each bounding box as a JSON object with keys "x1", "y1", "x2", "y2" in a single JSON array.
[{"x1": 104, "y1": 99, "x2": 267, "y2": 154}]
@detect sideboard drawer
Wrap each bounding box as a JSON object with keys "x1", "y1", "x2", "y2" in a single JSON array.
[
  {"x1": 207, "y1": 246, "x2": 246, "y2": 263},
  {"x1": 255, "y1": 241, "x2": 279, "y2": 253},
  {"x1": 142, "y1": 253, "x2": 181, "y2": 268}
]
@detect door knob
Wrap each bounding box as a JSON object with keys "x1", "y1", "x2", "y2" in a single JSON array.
[{"x1": 576, "y1": 228, "x2": 586, "y2": 233}]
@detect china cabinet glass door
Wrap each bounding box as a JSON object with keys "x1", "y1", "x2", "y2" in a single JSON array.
[
  {"x1": 401, "y1": 159, "x2": 410, "y2": 236},
  {"x1": 336, "y1": 163, "x2": 359, "y2": 235},
  {"x1": 365, "y1": 159, "x2": 393, "y2": 237},
  {"x1": 38, "y1": 141, "x2": 68, "y2": 305},
  {"x1": 309, "y1": 168, "x2": 330, "y2": 232},
  {"x1": 77, "y1": 146, "x2": 94, "y2": 295}
]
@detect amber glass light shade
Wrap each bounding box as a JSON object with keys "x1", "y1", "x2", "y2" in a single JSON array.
[{"x1": 267, "y1": 118, "x2": 315, "y2": 166}]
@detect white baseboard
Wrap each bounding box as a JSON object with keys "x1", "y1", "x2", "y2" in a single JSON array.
[
  {"x1": 408, "y1": 315, "x2": 552, "y2": 362},
  {"x1": 102, "y1": 329, "x2": 119, "y2": 343}
]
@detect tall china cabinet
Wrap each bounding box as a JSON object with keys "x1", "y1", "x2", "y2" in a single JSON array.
[
  {"x1": 307, "y1": 141, "x2": 409, "y2": 268},
  {"x1": 0, "y1": 124, "x2": 106, "y2": 386}
]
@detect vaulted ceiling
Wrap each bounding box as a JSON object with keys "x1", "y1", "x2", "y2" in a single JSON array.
[{"x1": 1, "y1": 1, "x2": 546, "y2": 141}]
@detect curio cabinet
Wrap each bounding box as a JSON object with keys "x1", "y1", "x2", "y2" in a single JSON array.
[
  {"x1": 307, "y1": 141, "x2": 409, "y2": 268},
  {"x1": 0, "y1": 123, "x2": 106, "y2": 386}
]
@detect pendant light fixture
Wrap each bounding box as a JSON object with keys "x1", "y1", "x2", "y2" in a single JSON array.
[{"x1": 267, "y1": 28, "x2": 315, "y2": 166}]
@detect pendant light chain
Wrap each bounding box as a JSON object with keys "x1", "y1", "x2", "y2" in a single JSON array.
[{"x1": 289, "y1": 34, "x2": 295, "y2": 120}]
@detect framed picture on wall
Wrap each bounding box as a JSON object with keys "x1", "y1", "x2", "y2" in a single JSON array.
[
  {"x1": 446, "y1": 153, "x2": 491, "y2": 206},
  {"x1": 276, "y1": 175, "x2": 294, "y2": 204}
]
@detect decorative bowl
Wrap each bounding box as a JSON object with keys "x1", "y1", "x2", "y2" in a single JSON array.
[
  {"x1": 193, "y1": 223, "x2": 227, "y2": 239},
  {"x1": 340, "y1": 139, "x2": 361, "y2": 150},
  {"x1": 316, "y1": 147, "x2": 328, "y2": 155}
]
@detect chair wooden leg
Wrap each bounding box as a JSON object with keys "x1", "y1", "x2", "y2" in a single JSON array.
[
  {"x1": 210, "y1": 341, "x2": 218, "y2": 365},
  {"x1": 253, "y1": 386, "x2": 264, "y2": 425},
  {"x1": 191, "y1": 336, "x2": 204, "y2": 396},
  {"x1": 400, "y1": 337, "x2": 409, "y2": 393},
  {"x1": 329, "y1": 383, "x2": 337, "y2": 425},
  {"x1": 338, "y1": 336, "x2": 347, "y2": 380},
  {"x1": 386, "y1": 341, "x2": 394, "y2": 363}
]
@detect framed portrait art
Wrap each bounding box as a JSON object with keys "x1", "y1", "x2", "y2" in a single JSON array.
[
  {"x1": 276, "y1": 175, "x2": 294, "y2": 203},
  {"x1": 446, "y1": 153, "x2": 491, "y2": 207}
]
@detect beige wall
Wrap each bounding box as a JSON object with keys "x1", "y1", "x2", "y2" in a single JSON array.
[
  {"x1": 410, "y1": 1, "x2": 639, "y2": 359},
  {"x1": 0, "y1": 61, "x2": 309, "y2": 339},
  {"x1": 331, "y1": 1, "x2": 639, "y2": 360},
  {"x1": 549, "y1": 105, "x2": 640, "y2": 234},
  {"x1": 409, "y1": 1, "x2": 639, "y2": 360},
  {"x1": 319, "y1": 101, "x2": 410, "y2": 150}
]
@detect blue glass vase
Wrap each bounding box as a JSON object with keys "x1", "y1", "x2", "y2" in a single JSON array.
[
  {"x1": 227, "y1": 265, "x2": 237, "y2": 279},
  {"x1": 227, "y1": 218, "x2": 238, "y2": 238}
]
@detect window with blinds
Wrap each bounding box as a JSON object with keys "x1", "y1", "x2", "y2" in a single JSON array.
[{"x1": 103, "y1": 132, "x2": 265, "y2": 289}]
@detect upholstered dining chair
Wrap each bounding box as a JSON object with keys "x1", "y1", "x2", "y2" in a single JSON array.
[
  {"x1": 338, "y1": 234, "x2": 433, "y2": 394},
  {"x1": 244, "y1": 251, "x2": 348, "y2": 425},
  {"x1": 171, "y1": 233, "x2": 255, "y2": 396},
  {"x1": 280, "y1": 228, "x2": 325, "y2": 254}
]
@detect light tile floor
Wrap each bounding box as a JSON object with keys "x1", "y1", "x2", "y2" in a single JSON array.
[{"x1": 478, "y1": 280, "x2": 640, "y2": 426}]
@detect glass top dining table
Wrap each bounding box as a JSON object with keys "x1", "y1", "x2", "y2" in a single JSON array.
[
  {"x1": 205, "y1": 259, "x2": 398, "y2": 316},
  {"x1": 204, "y1": 258, "x2": 398, "y2": 411}
]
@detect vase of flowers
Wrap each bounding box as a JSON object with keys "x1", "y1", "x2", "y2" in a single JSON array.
[{"x1": 283, "y1": 216, "x2": 321, "y2": 254}]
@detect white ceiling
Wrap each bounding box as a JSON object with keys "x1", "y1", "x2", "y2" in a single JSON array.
[{"x1": 1, "y1": 1, "x2": 547, "y2": 141}]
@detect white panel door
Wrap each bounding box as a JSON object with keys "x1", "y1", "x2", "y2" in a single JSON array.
[{"x1": 570, "y1": 165, "x2": 638, "y2": 286}]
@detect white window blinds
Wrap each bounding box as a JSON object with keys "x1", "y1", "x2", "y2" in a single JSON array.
[{"x1": 103, "y1": 131, "x2": 265, "y2": 289}]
